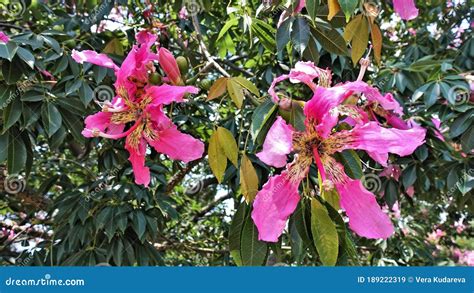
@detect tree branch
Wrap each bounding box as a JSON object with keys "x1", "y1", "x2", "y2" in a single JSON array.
[
  {"x1": 192, "y1": 193, "x2": 232, "y2": 222},
  {"x1": 191, "y1": 14, "x2": 231, "y2": 77}
]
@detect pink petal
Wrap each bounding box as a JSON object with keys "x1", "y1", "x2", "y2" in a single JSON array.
[
  {"x1": 342, "y1": 81, "x2": 404, "y2": 115},
  {"x1": 71, "y1": 50, "x2": 119, "y2": 71},
  {"x1": 136, "y1": 30, "x2": 157, "y2": 46},
  {"x1": 147, "y1": 124, "x2": 204, "y2": 163},
  {"x1": 158, "y1": 48, "x2": 183, "y2": 85},
  {"x1": 0, "y1": 31, "x2": 10, "y2": 43},
  {"x1": 393, "y1": 0, "x2": 419, "y2": 20},
  {"x1": 342, "y1": 121, "x2": 426, "y2": 166},
  {"x1": 256, "y1": 116, "x2": 294, "y2": 168},
  {"x1": 82, "y1": 112, "x2": 112, "y2": 137},
  {"x1": 268, "y1": 61, "x2": 329, "y2": 103},
  {"x1": 305, "y1": 86, "x2": 348, "y2": 138},
  {"x1": 335, "y1": 178, "x2": 394, "y2": 239},
  {"x1": 125, "y1": 139, "x2": 151, "y2": 187},
  {"x1": 146, "y1": 84, "x2": 199, "y2": 106},
  {"x1": 406, "y1": 186, "x2": 415, "y2": 197},
  {"x1": 251, "y1": 171, "x2": 301, "y2": 242},
  {"x1": 295, "y1": 0, "x2": 306, "y2": 13}
]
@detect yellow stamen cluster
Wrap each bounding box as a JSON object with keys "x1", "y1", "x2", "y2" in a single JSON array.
[{"x1": 321, "y1": 156, "x2": 347, "y2": 184}]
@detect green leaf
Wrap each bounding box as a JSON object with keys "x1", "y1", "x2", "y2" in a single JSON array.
[
  {"x1": 350, "y1": 15, "x2": 369, "y2": 64},
  {"x1": 402, "y1": 164, "x2": 417, "y2": 189},
  {"x1": 312, "y1": 26, "x2": 348, "y2": 55},
  {"x1": 335, "y1": 150, "x2": 362, "y2": 179},
  {"x1": 291, "y1": 17, "x2": 310, "y2": 55},
  {"x1": 134, "y1": 211, "x2": 147, "y2": 240},
  {"x1": 0, "y1": 42, "x2": 18, "y2": 61},
  {"x1": 303, "y1": 36, "x2": 320, "y2": 63},
  {"x1": 233, "y1": 77, "x2": 260, "y2": 98},
  {"x1": 2, "y1": 97, "x2": 22, "y2": 133},
  {"x1": 306, "y1": 0, "x2": 319, "y2": 21},
  {"x1": 216, "y1": 127, "x2": 238, "y2": 166},
  {"x1": 208, "y1": 131, "x2": 227, "y2": 183},
  {"x1": 250, "y1": 99, "x2": 278, "y2": 147},
  {"x1": 229, "y1": 202, "x2": 249, "y2": 266},
  {"x1": 251, "y1": 18, "x2": 276, "y2": 51},
  {"x1": 217, "y1": 18, "x2": 239, "y2": 41},
  {"x1": 461, "y1": 125, "x2": 474, "y2": 153},
  {"x1": 7, "y1": 129, "x2": 27, "y2": 174},
  {"x1": 276, "y1": 16, "x2": 293, "y2": 53},
  {"x1": 240, "y1": 154, "x2": 259, "y2": 203},
  {"x1": 0, "y1": 133, "x2": 7, "y2": 162},
  {"x1": 41, "y1": 103, "x2": 62, "y2": 137},
  {"x1": 2, "y1": 58, "x2": 23, "y2": 85},
  {"x1": 338, "y1": 0, "x2": 359, "y2": 22},
  {"x1": 384, "y1": 180, "x2": 398, "y2": 208},
  {"x1": 16, "y1": 47, "x2": 35, "y2": 69},
  {"x1": 240, "y1": 215, "x2": 268, "y2": 266},
  {"x1": 310, "y1": 198, "x2": 338, "y2": 266},
  {"x1": 226, "y1": 78, "x2": 244, "y2": 108},
  {"x1": 450, "y1": 111, "x2": 473, "y2": 138}
]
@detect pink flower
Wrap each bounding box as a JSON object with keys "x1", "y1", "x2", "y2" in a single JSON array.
[
  {"x1": 380, "y1": 164, "x2": 401, "y2": 181},
  {"x1": 406, "y1": 185, "x2": 415, "y2": 197},
  {"x1": 179, "y1": 6, "x2": 189, "y2": 20},
  {"x1": 0, "y1": 31, "x2": 9, "y2": 43},
  {"x1": 427, "y1": 229, "x2": 446, "y2": 244},
  {"x1": 393, "y1": 0, "x2": 419, "y2": 20},
  {"x1": 252, "y1": 62, "x2": 426, "y2": 242},
  {"x1": 72, "y1": 31, "x2": 204, "y2": 187}
]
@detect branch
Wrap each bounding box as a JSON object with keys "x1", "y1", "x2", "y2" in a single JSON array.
[
  {"x1": 191, "y1": 14, "x2": 230, "y2": 77},
  {"x1": 166, "y1": 159, "x2": 201, "y2": 193},
  {"x1": 192, "y1": 193, "x2": 232, "y2": 222}
]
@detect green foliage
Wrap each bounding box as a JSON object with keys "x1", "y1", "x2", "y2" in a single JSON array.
[{"x1": 0, "y1": 0, "x2": 472, "y2": 267}]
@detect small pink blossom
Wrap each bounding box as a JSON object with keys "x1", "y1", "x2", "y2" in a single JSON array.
[
  {"x1": 0, "y1": 31, "x2": 9, "y2": 43},
  {"x1": 179, "y1": 6, "x2": 189, "y2": 20}
]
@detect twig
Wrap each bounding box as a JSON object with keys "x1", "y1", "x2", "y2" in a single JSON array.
[
  {"x1": 191, "y1": 14, "x2": 230, "y2": 77},
  {"x1": 217, "y1": 59, "x2": 254, "y2": 77},
  {"x1": 192, "y1": 193, "x2": 233, "y2": 222},
  {"x1": 166, "y1": 159, "x2": 201, "y2": 193}
]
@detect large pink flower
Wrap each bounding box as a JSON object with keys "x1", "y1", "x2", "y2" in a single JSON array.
[
  {"x1": 72, "y1": 31, "x2": 204, "y2": 187},
  {"x1": 252, "y1": 62, "x2": 426, "y2": 242}
]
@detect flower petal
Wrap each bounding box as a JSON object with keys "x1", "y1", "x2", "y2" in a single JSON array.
[
  {"x1": 147, "y1": 124, "x2": 204, "y2": 163},
  {"x1": 125, "y1": 139, "x2": 150, "y2": 187},
  {"x1": 393, "y1": 0, "x2": 419, "y2": 20},
  {"x1": 251, "y1": 171, "x2": 301, "y2": 242},
  {"x1": 335, "y1": 178, "x2": 394, "y2": 239},
  {"x1": 342, "y1": 81, "x2": 404, "y2": 115},
  {"x1": 146, "y1": 84, "x2": 199, "y2": 106},
  {"x1": 71, "y1": 50, "x2": 119, "y2": 71},
  {"x1": 342, "y1": 121, "x2": 426, "y2": 166},
  {"x1": 256, "y1": 116, "x2": 294, "y2": 168}
]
